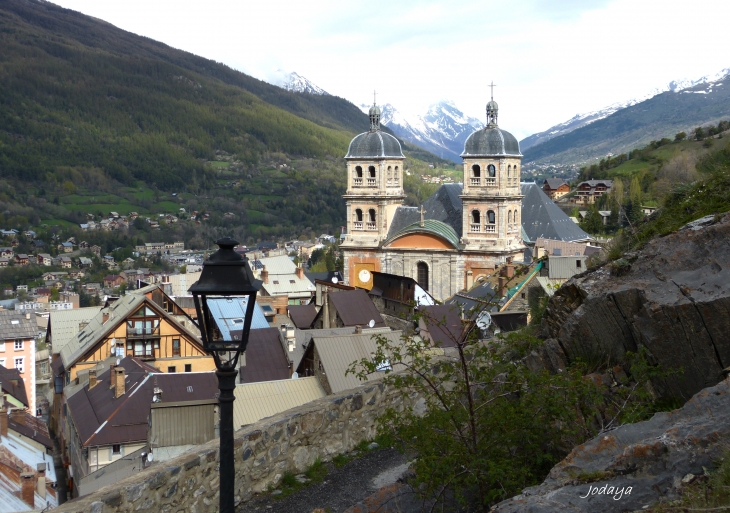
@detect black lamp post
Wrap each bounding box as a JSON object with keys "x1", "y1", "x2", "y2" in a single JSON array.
[{"x1": 188, "y1": 237, "x2": 261, "y2": 513}]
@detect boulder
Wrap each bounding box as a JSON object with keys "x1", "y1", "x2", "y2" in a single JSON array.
[{"x1": 492, "y1": 376, "x2": 730, "y2": 512}]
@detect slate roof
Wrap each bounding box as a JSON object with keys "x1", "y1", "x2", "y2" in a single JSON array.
[
  {"x1": 0, "y1": 310, "x2": 37, "y2": 339},
  {"x1": 329, "y1": 289, "x2": 387, "y2": 328},
  {"x1": 288, "y1": 304, "x2": 318, "y2": 329},
  {"x1": 387, "y1": 183, "x2": 464, "y2": 240},
  {"x1": 521, "y1": 183, "x2": 593, "y2": 243},
  {"x1": 8, "y1": 409, "x2": 53, "y2": 450},
  {"x1": 48, "y1": 307, "x2": 103, "y2": 356},
  {"x1": 543, "y1": 178, "x2": 568, "y2": 190},
  {"x1": 345, "y1": 130, "x2": 404, "y2": 159},
  {"x1": 462, "y1": 127, "x2": 521, "y2": 157},
  {"x1": 66, "y1": 357, "x2": 217, "y2": 447},
  {"x1": 233, "y1": 377, "x2": 325, "y2": 428},
  {"x1": 0, "y1": 364, "x2": 29, "y2": 407},
  {"x1": 239, "y1": 327, "x2": 291, "y2": 384},
  {"x1": 418, "y1": 305, "x2": 463, "y2": 348}
]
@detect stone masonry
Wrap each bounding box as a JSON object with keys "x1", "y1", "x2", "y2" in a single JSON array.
[{"x1": 52, "y1": 378, "x2": 414, "y2": 512}]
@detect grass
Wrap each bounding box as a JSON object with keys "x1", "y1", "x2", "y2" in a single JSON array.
[
  {"x1": 208, "y1": 161, "x2": 230, "y2": 168},
  {"x1": 271, "y1": 458, "x2": 328, "y2": 499},
  {"x1": 151, "y1": 201, "x2": 181, "y2": 212},
  {"x1": 40, "y1": 219, "x2": 77, "y2": 228}
]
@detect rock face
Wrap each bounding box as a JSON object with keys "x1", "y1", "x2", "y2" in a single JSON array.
[
  {"x1": 539, "y1": 212, "x2": 730, "y2": 401},
  {"x1": 493, "y1": 376, "x2": 730, "y2": 512}
]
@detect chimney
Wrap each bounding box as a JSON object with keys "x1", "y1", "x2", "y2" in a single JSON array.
[
  {"x1": 355, "y1": 325, "x2": 362, "y2": 334},
  {"x1": 114, "y1": 367, "x2": 125, "y2": 398},
  {"x1": 102, "y1": 312, "x2": 109, "y2": 324},
  {"x1": 109, "y1": 364, "x2": 116, "y2": 388},
  {"x1": 466, "y1": 269, "x2": 474, "y2": 290},
  {"x1": 498, "y1": 277, "x2": 508, "y2": 297},
  {"x1": 0, "y1": 401, "x2": 7, "y2": 438},
  {"x1": 20, "y1": 472, "x2": 35, "y2": 507},
  {"x1": 506, "y1": 264, "x2": 515, "y2": 279},
  {"x1": 88, "y1": 369, "x2": 97, "y2": 389},
  {"x1": 295, "y1": 265, "x2": 304, "y2": 279},
  {"x1": 25, "y1": 312, "x2": 30, "y2": 320},
  {"x1": 261, "y1": 266, "x2": 269, "y2": 284},
  {"x1": 37, "y1": 463, "x2": 46, "y2": 499}
]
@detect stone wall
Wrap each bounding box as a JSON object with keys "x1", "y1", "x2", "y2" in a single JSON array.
[{"x1": 53, "y1": 379, "x2": 411, "y2": 513}]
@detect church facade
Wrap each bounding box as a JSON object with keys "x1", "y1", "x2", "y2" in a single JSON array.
[{"x1": 340, "y1": 99, "x2": 525, "y2": 301}]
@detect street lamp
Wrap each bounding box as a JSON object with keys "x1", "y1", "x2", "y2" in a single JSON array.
[{"x1": 188, "y1": 237, "x2": 261, "y2": 513}]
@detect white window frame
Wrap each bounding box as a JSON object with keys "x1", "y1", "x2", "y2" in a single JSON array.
[
  {"x1": 0, "y1": 341, "x2": 5, "y2": 352},
  {"x1": 14, "y1": 357, "x2": 23, "y2": 373},
  {"x1": 14, "y1": 340, "x2": 23, "y2": 351}
]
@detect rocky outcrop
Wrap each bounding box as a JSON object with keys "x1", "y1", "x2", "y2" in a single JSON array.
[
  {"x1": 493, "y1": 375, "x2": 730, "y2": 512},
  {"x1": 538, "y1": 212, "x2": 730, "y2": 400}
]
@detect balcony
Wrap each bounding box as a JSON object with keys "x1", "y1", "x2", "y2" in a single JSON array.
[
  {"x1": 485, "y1": 178, "x2": 496, "y2": 186},
  {"x1": 365, "y1": 222, "x2": 377, "y2": 231},
  {"x1": 354, "y1": 221, "x2": 364, "y2": 230},
  {"x1": 469, "y1": 224, "x2": 481, "y2": 233},
  {"x1": 485, "y1": 224, "x2": 496, "y2": 233},
  {"x1": 353, "y1": 178, "x2": 363, "y2": 186},
  {"x1": 367, "y1": 178, "x2": 376, "y2": 186},
  {"x1": 127, "y1": 326, "x2": 160, "y2": 338},
  {"x1": 470, "y1": 178, "x2": 481, "y2": 187}
]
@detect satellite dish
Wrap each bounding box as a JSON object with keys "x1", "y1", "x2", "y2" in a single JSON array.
[
  {"x1": 368, "y1": 319, "x2": 375, "y2": 328},
  {"x1": 475, "y1": 311, "x2": 491, "y2": 330},
  {"x1": 147, "y1": 452, "x2": 154, "y2": 462},
  {"x1": 291, "y1": 372, "x2": 298, "y2": 379},
  {"x1": 331, "y1": 277, "x2": 339, "y2": 284}
]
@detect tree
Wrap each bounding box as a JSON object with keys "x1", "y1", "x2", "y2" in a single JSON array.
[
  {"x1": 348, "y1": 309, "x2": 672, "y2": 509},
  {"x1": 674, "y1": 131, "x2": 687, "y2": 142},
  {"x1": 580, "y1": 205, "x2": 603, "y2": 234}
]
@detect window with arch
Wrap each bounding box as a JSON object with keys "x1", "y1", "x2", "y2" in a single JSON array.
[
  {"x1": 416, "y1": 262, "x2": 429, "y2": 291},
  {"x1": 508, "y1": 211, "x2": 512, "y2": 224},
  {"x1": 472, "y1": 164, "x2": 481, "y2": 177},
  {"x1": 471, "y1": 210, "x2": 481, "y2": 224},
  {"x1": 488, "y1": 164, "x2": 496, "y2": 177},
  {"x1": 487, "y1": 210, "x2": 496, "y2": 224},
  {"x1": 368, "y1": 209, "x2": 376, "y2": 222},
  {"x1": 507, "y1": 165, "x2": 511, "y2": 177},
  {"x1": 355, "y1": 166, "x2": 363, "y2": 178},
  {"x1": 355, "y1": 209, "x2": 363, "y2": 222},
  {"x1": 394, "y1": 165, "x2": 400, "y2": 184},
  {"x1": 368, "y1": 166, "x2": 376, "y2": 178}
]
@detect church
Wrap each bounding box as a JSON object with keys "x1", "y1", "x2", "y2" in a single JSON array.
[{"x1": 340, "y1": 97, "x2": 528, "y2": 301}]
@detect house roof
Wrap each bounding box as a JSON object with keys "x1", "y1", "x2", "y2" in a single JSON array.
[
  {"x1": 0, "y1": 431, "x2": 58, "y2": 509},
  {"x1": 48, "y1": 307, "x2": 103, "y2": 356},
  {"x1": 239, "y1": 327, "x2": 291, "y2": 384},
  {"x1": 543, "y1": 178, "x2": 568, "y2": 189},
  {"x1": 291, "y1": 326, "x2": 392, "y2": 370},
  {"x1": 369, "y1": 272, "x2": 435, "y2": 306},
  {"x1": 288, "y1": 304, "x2": 318, "y2": 329},
  {"x1": 66, "y1": 357, "x2": 217, "y2": 447},
  {"x1": 0, "y1": 364, "x2": 29, "y2": 407},
  {"x1": 386, "y1": 219, "x2": 461, "y2": 249},
  {"x1": 521, "y1": 183, "x2": 593, "y2": 243},
  {"x1": 304, "y1": 270, "x2": 345, "y2": 285},
  {"x1": 254, "y1": 256, "x2": 315, "y2": 297},
  {"x1": 418, "y1": 305, "x2": 464, "y2": 348},
  {"x1": 328, "y1": 289, "x2": 387, "y2": 328},
  {"x1": 299, "y1": 331, "x2": 405, "y2": 394},
  {"x1": 206, "y1": 297, "x2": 271, "y2": 340},
  {"x1": 60, "y1": 286, "x2": 202, "y2": 369},
  {"x1": 0, "y1": 310, "x2": 37, "y2": 339},
  {"x1": 8, "y1": 409, "x2": 53, "y2": 450},
  {"x1": 387, "y1": 183, "x2": 464, "y2": 240},
  {"x1": 233, "y1": 376, "x2": 325, "y2": 428},
  {"x1": 578, "y1": 180, "x2": 613, "y2": 188}
]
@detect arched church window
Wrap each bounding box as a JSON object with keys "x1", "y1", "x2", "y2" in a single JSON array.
[
  {"x1": 355, "y1": 209, "x2": 363, "y2": 222},
  {"x1": 355, "y1": 166, "x2": 363, "y2": 178},
  {"x1": 472, "y1": 164, "x2": 481, "y2": 177},
  {"x1": 488, "y1": 164, "x2": 496, "y2": 177},
  {"x1": 514, "y1": 165, "x2": 519, "y2": 175},
  {"x1": 507, "y1": 165, "x2": 511, "y2": 177},
  {"x1": 487, "y1": 210, "x2": 496, "y2": 224},
  {"x1": 471, "y1": 210, "x2": 481, "y2": 224},
  {"x1": 508, "y1": 211, "x2": 512, "y2": 224},
  {"x1": 416, "y1": 262, "x2": 429, "y2": 292},
  {"x1": 368, "y1": 166, "x2": 376, "y2": 178},
  {"x1": 368, "y1": 209, "x2": 376, "y2": 222},
  {"x1": 395, "y1": 166, "x2": 399, "y2": 172}
]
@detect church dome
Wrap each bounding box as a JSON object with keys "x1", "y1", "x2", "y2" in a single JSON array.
[
  {"x1": 369, "y1": 104, "x2": 381, "y2": 117},
  {"x1": 346, "y1": 131, "x2": 404, "y2": 159},
  {"x1": 461, "y1": 127, "x2": 521, "y2": 157}
]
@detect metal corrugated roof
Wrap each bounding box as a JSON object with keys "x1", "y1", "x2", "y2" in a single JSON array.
[
  {"x1": 49, "y1": 307, "x2": 103, "y2": 355},
  {"x1": 309, "y1": 331, "x2": 405, "y2": 394},
  {"x1": 256, "y1": 255, "x2": 297, "y2": 275},
  {"x1": 233, "y1": 377, "x2": 325, "y2": 428}
]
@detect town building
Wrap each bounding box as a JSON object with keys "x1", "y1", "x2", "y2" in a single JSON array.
[
  {"x1": 573, "y1": 180, "x2": 613, "y2": 205},
  {"x1": 0, "y1": 311, "x2": 37, "y2": 413},
  {"x1": 251, "y1": 255, "x2": 315, "y2": 305},
  {"x1": 542, "y1": 178, "x2": 571, "y2": 200}
]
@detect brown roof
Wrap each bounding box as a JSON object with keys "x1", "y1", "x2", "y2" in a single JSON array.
[
  {"x1": 418, "y1": 305, "x2": 464, "y2": 348},
  {"x1": 0, "y1": 364, "x2": 28, "y2": 407},
  {"x1": 239, "y1": 328, "x2": 291, "y2": 384},
  {"x1": 66, "y1": 357, "x2": 217, "y2": 447},
  {"x1": 328, "y1": 289, "x2": 386, "y2": 328},
  {"x1": 8, "y1": 410, "x2": 53, "y2": 450},
  {"x1": 287, "y1": 304, "x2": 318, "y2": 329}
]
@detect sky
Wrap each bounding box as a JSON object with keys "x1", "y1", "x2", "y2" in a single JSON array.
[{"x1": 52, "y1": 0, "x2": 730, "y2": 140}]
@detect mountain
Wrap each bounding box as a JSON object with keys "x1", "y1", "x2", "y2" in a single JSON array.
[
  {"x1": 270, "y1": 70, "x2": 329, "y2": 95},
  {"x1": 520, "y1": 69, "x2": 730, "y2": 165},
  {"x1": 360, "y1": 101, "x2": 483, "y2": 162},
  {"x1": 520, "y1": 69, "x2": 730, "y2": 161}
]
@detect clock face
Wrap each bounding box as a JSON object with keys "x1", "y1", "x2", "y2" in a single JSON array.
[{"x1": 358, "y1": 269, "x2": 371, "y2": 283}]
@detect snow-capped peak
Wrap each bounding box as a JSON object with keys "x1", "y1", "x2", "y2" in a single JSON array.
[{"x1": 270, "y1": 70, "x2": 329, "y2": 95}]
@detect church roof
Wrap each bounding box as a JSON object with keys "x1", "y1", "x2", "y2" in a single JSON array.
[
  {"x1": 386, "y1": 220, "x2": 461, "y2": 249},
  {"x1": 345, "y1": 131, "x2": 404, "y2": 159},
  {"x1": 520, "y1": 183, "x2": 593, "y2": 243},
  {"x1": 462, "y1": 127, "x2": 521, "y2": 157},
  {"x1": 387, "y1": 183, "x2": 464, "y2": 240}
]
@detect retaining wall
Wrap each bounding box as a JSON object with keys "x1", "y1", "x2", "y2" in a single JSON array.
[{"x1": 53, "y1": 379, "x2": 413, "y2": 512}]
